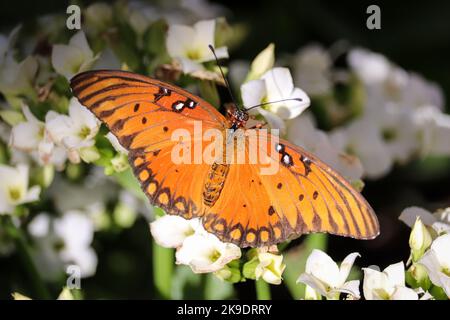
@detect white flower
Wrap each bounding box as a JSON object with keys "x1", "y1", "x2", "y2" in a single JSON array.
[
  {"x1": 28, "y1": 211, "x2": 97, "y2": 278},
  {"x1": 296, "y1": 249, "x2": 361, "y2": 300},
  {"x1": 330, "y1": 116, "x2": 393, "y2": 179},
  {"x1": 54, "y1": 210, "x2": 97, "y2": 278},
  {"x1": 418, "y1": 234, "x2": 450, "y2": 298},
  {"x1": 254, "y1": 251, "x2": 286, "y2": 285},
  {"x1": 362, "y1": 262, "x2": 418, "y2": 300},
  {"x1": 288, "y1": 113, "x2": 363, "y2": 181},
  {"x1": 399, "y1": 206, "x2": 450, "y2": 235},
  {"x1": 9, "y1": 105, "x2": 67, "y2": 168},
  {"x1": 51, "y1": 31, "x2": 98, "y2": 79},
  {"x1": 166, "y1": 19, "x2": 228, "y2": 73},
  {"x1": 45, "y1": 98, "x2": 100, "y2": 163},
  {"x1": 176, "y1": 226, "x2": 241, "y2": 273},
  {"x1": 241, "y1": 67, "x2": 310, "y2": 132},
  {"x1": 0, "y1": 164, "x2": 40, "y2": 214},
  {"x1": 293, "y1": 44, "x2": 332, "y2": 96}
]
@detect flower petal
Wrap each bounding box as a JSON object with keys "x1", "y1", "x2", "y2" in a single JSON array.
[
  {"x1": 338, "y1": 280, "x2": 361, "y2": 299},
  {"x1": 296, "y1": 273, "x2": 328, "y2": 297},
  {"x1": 384, "y1": 262, "x2": 406, "y2": 287},
  {"x1": 241, "y1": 79, "x2": 266, "y2": 108},
  {"x1": 150, "y1": 215, "x2": 196, "y2": 248},
  {"x1": 304, "y1": 249, "x2": 341, "y2": 288},
  {"x1": 399, "y1": 206, "x2": 436, "y2": 228},
  {"x1": 339, "y1": 252, "x2": 360, "y2": 284},
  {"x1": 390, "y1": 286, "x2": 419, "y2": 300}
]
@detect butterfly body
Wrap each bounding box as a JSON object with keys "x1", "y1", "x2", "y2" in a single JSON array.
[{"x1": 70, "y1": 70, "x2": 380, "y2": 248}]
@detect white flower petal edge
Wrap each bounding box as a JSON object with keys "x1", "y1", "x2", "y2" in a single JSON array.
[{"x1": 399, "y1": 206, "x2": 437, "y2": 228}]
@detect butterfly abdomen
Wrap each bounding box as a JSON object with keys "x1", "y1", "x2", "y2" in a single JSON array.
[{"x1": 203, "y1": 162, "x2": 230, "y2": 207}]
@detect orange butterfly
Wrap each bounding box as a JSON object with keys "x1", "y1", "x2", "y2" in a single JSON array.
[{"x1": 70, "y1": 69, "x2": 379, "y2": 248}]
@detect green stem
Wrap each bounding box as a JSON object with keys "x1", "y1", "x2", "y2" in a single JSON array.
[
  {"x1": 255, "y1": 279, "x2": 271, "y2": 300},
  {"x1": 4, "y1": 217, "x2": 51, "y2": 299},
  {"x1": 152, "y1": 240, "x2": 174, "y2": 299}
]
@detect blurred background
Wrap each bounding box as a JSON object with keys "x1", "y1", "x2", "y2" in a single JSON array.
[{"x1": 0, "y1": 0, "x2": 449, "y2": 299}]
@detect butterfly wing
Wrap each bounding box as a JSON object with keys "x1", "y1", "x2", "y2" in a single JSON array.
[
  {"x1": 70, "y1": 70, "x2": 227, "y2": 218},
  {"x1": 203, "y1": 130, "x2": 379, "y2": 247}
]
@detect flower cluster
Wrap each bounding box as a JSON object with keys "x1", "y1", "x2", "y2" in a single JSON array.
[{"x1": 150, "y1": 215, "x2": 286, "y2": 285}]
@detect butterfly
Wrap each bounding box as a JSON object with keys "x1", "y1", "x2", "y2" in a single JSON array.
[{"x1": 70, "y1": 69, "x2": 379, "y2": 248}]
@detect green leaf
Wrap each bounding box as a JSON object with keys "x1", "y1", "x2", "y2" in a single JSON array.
[
  {"x1": 283, "y1": 234, "x2": 328, "y2": 299},
  {"x1": 153, "y1": 240, "x2": 174, "y2": 299}
]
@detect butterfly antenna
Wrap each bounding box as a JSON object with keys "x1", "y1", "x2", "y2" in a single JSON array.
[
  {"x1": 208, "y1": 45, "x2": 240, "y2": 109},
  {"x1": 245, "y1": 98, "x2": 303, "y2": 111}
]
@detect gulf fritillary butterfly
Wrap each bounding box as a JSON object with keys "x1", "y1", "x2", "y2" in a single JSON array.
[{"x1": 70, "y1": 69, "x2": 379, "y2": 248}]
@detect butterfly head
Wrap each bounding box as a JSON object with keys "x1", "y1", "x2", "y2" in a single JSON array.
[{"x1": 226, "y1": 104, "x2": 249, "y2": 129}]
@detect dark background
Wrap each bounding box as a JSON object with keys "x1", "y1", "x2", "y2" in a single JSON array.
[{"x1": 1, "y1": 0, "x2": 449, "y2": 299}]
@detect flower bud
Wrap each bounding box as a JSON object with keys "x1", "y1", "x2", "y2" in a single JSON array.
[
  {"x1": 409, "y1": 217, "x2": 432, "y2": 262},
  {"x1": 245, "y1": 43, "x2": 275, "y2": 82},
  {"x1": 249, "y1": 250, "x2": 286, "y2": 285}
]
